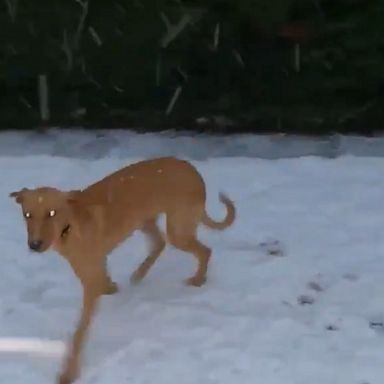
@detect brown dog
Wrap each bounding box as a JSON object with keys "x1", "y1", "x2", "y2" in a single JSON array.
[{"x1": 10, "y1": 156, "x2": 236, "y2": 384}]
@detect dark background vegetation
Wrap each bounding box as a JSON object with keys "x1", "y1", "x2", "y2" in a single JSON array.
[{"x1": 0, "y1": 0, "x2": 383, "y2": 135}]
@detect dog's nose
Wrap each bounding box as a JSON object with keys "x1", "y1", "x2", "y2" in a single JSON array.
[{"x1": 29, "y1": 240, "x2": 43, "y2": 251}]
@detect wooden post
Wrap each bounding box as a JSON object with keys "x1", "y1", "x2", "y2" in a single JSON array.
[
  {"x1": 38, "y1": 74, "x2": 50, "y2": 125},
  {"x1": 294, "y1": 43, "x2": 301, "y2": 73}
]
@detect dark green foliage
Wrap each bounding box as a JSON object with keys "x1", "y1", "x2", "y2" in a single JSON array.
[{"x1": 0, "y1": 0, "x2": 383, "y2": 134}]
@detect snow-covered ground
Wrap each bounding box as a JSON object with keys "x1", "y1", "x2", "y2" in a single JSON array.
[
  {"x1": 1, "y1": 130, "x2": 384, "y2": 384},
  {"x1": 2, "y1": 128, "x2": 384, "y2": 159}
]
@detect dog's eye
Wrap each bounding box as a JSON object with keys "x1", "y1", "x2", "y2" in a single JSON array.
[
  {"x1": 48, "y1": 210, "x2": 56, "y2": 218},
  {"x1": 24, "y1": 212, "x2": 31, "y2": 219}
]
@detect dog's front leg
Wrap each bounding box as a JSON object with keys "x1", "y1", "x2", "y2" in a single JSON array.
[{"x1": 58, "y1": 283, "x2": 101, "y2": 384}]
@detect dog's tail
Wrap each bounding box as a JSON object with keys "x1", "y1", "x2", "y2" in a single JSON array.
[{"x1": 201, "y1": 193, "x2": 236, "y2": 230}]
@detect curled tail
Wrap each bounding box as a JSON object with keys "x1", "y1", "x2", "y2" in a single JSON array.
[{"x1": 202, "y1": 192, "x2": 236, "y2": 230}]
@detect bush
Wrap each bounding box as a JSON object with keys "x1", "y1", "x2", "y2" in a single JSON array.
[{"x1": 0, "y1": 0, "x2": 383, "y2": 134}]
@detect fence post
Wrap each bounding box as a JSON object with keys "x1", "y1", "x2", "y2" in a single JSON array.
[{"x1": 38, "y1": 74, "x2": 50, "y2": 128}]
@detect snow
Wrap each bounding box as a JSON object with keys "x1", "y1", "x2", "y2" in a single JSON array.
[
  {"x1": 2, "y1": 128, "x2": 384, "y2": 159},
  {"x1": 1, "y1": 130, "x2": 384, "y2": 384}
]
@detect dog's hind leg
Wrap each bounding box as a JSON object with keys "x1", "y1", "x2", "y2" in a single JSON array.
[
  {"x1": 166, "y1": 209, "x2": 211, "y2": 287},
  {"x1": 100, "y1": 260, "x2": 119, "y2": 295},
  {"x1": 130, "y1": 219, "x2": 166, "y2": 284}
]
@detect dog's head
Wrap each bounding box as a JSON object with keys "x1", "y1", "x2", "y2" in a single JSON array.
[{"x1": 10, "y1": 187, "x2": 81, "y2": 252}]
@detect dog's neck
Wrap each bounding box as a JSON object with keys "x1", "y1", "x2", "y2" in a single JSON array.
[{"x1": 53, "y1": 203, "x2": 104, "y2": 256}]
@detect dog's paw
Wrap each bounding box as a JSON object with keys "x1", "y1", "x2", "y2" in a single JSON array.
[
  {"x1": 104, "y1": 282, "x2": 119, "y2": 295},
  {"x1": 130, "y1": 270, "x2": 144, "y2": 285},
  {"x1": 57, "y1": 375, "x2": 71, "y2": 384},
  {"x1": 185, "y1": 276, "x2": 206, "y2": 287},
  {"x1": 57, "y1": 371, "x2": 77, "y2": 384},
  {"x1": 57, "y1": 359, "x2": 80, "y2": 384}
]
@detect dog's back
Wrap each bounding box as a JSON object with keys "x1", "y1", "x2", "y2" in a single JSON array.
[
  {"x1": 81, "y1": 157, "x2": 205, "y2": 211},
  {"x1": 76, "y1": 156, "x2": 234, "y2": 247}
]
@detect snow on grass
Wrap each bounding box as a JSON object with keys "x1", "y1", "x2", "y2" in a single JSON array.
[
  {"x1": 1, "y1": 154, "x2": 384, "y2": 384},
  {"x1": 2, "y1": 128, "x2": 384, "y2": 159}
]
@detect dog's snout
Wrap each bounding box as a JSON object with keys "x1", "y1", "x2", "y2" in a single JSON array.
[{"x1": 29, "y1": 240, "x2": 43, "y2": 251}]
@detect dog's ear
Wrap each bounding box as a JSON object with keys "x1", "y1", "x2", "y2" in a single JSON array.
[
  {"x1": 9, "y1": 188, "x2": 28, "y2": 204},
  {"x1": 66, "y1": 190, "x2": 82, "y2": 204}
]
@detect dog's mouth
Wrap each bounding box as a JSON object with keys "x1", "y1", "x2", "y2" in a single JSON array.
[{"x1": 32, "y1": 248, "x2": 48, "y2": 254}]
